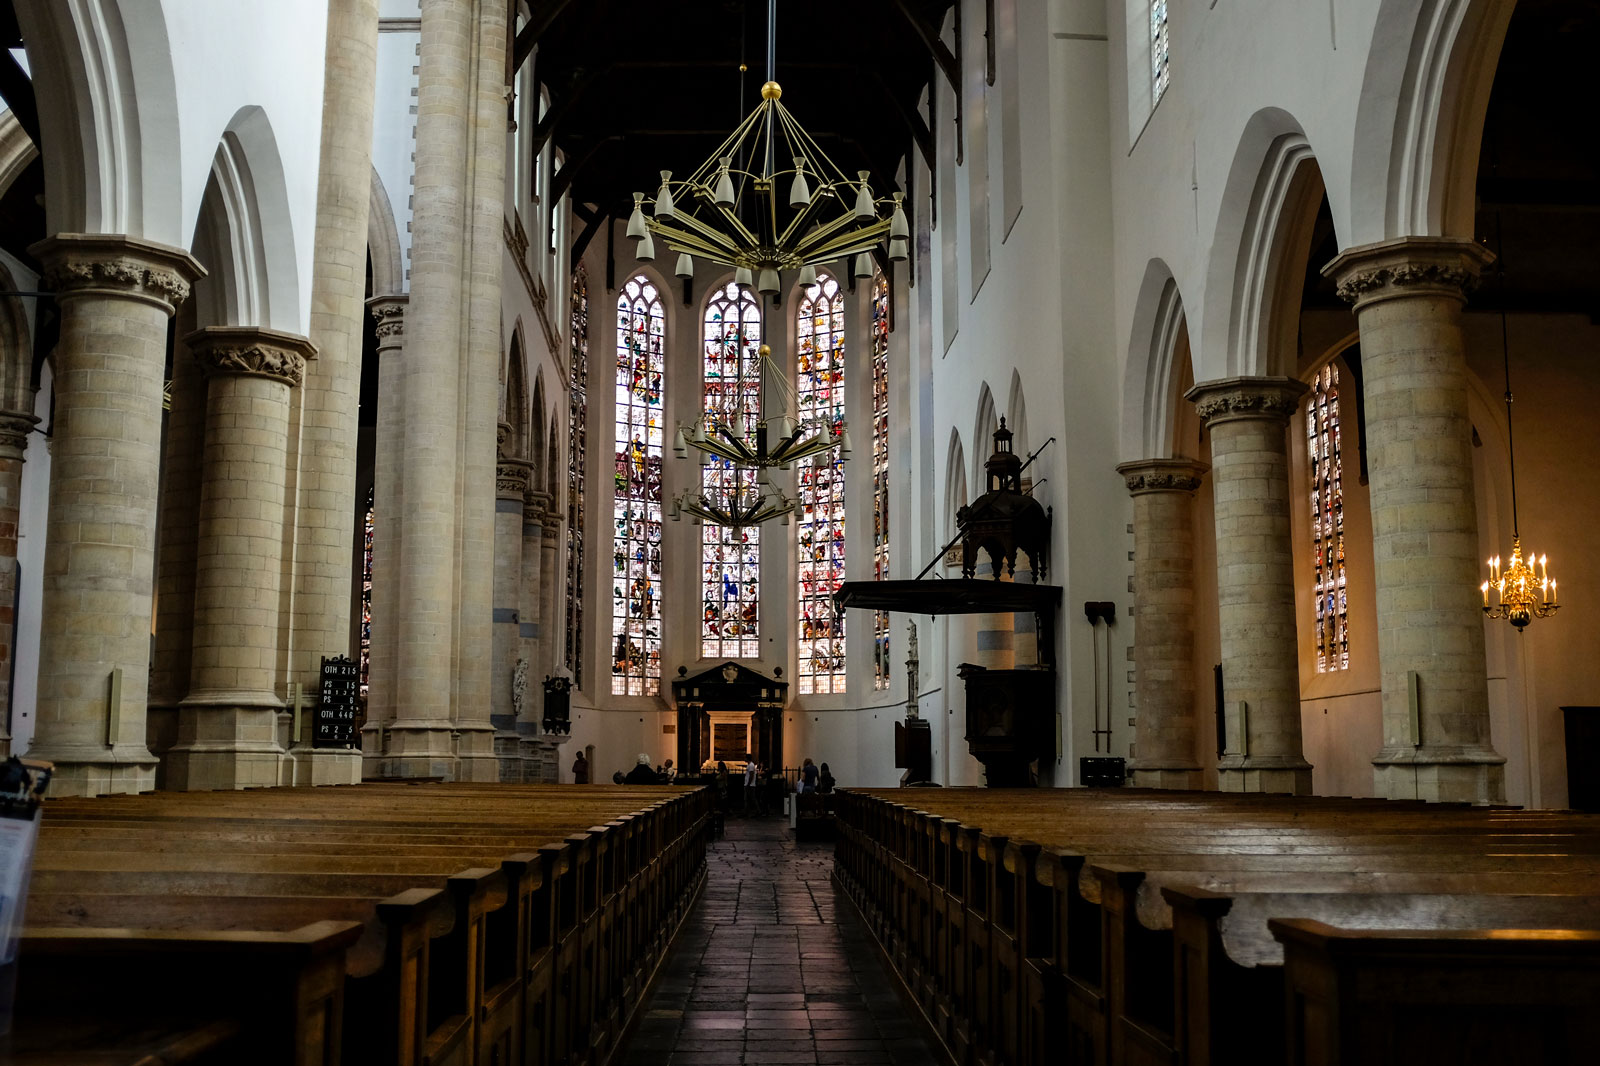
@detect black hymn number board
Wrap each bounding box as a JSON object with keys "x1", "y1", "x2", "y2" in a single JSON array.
[{"x1": 316, "y1": 654, "x2": 360, "y2": 749}]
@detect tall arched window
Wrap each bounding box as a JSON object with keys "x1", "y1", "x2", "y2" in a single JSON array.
[
  {"x1": 871, "y1": 274, "x2": 891, "y2": 690},
  {"x1": 613, "y1": 275, "x2": 665, "y2": 695},
  {"x1": 701, "y1": 282, "x2": 763, "y2": 659},
  {"x1": 565, "y1": 265, "x2": 588, "y2": 688},
  {"x1": 796, "y1": 274, "x2": 846, "y2": 694},
  {"x1": 1150, "y1": 1, "x2": 1171, "y2": 106},
  {"x1": 1307, "y1": 363, "x2": 1348, "y2": 672}
]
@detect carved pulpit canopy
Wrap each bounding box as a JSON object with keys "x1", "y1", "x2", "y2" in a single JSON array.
[{"x1": 956, "y1": 417, "x2": 1050, "y2": 581}]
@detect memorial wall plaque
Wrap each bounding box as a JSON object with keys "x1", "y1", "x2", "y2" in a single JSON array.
[{"x1": 316, "y1": 654, "x2": 360, "y2": 749}]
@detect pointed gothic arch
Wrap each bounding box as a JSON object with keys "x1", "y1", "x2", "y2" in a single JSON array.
[{"x1": 1121, "y1": 260, "x2": 1195, "y2": 461}]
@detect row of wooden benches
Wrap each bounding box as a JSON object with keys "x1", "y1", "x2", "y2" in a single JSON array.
[
  {"x1": 12, "y1": 783, "x2": 714, "y2": 1066},
  {"x1": 831, "y1": 788, "x2": 1600, "y2": 1066}
]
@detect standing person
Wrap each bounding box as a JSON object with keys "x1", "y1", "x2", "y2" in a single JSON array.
[
  {"x1": 624, "y1": 753, "x2": 658, "y2": 785},
  {"x1": 751, "y1": 759, "x2": 768, "y2": 816},
  {"x1": 801, "y1": 757, "x2": 819, "y2": 793},
  {"x1": 742, "y1": 755, "x2": 757, "y2": 814},
  {"x1": 715, "y1": 760, "x2": 730, "y2": 811},
  {"x1": 818, "y1": 762, "x2": 835, "y2": 794},
  {"x1": 571, "y1": 752, "x2": 589, "y2": 784}
]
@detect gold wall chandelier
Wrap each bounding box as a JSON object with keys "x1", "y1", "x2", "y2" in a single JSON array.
[{"x1": 1481, "y1": 307, "x2": 1557, "y2": 629}]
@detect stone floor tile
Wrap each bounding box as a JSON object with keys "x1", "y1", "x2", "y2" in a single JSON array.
[{"x1": 610, "y1": 816, "x2": 940, "y2": 1066}]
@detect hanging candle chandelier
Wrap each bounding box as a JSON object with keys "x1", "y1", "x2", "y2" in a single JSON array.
[
  {"x1": 623, "y1": 0, "x2": 910, "y2": 288},
  {"x1": 1481, "y1": 307, "x2": 1557, "y2": 630}
]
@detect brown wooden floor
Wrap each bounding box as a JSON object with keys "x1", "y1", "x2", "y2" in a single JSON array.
[{"x1": 613, "y1": 814, "x2": 941, "y2": 1066}]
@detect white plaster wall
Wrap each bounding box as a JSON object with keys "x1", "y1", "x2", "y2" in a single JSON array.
[
  {"x1": 160, "y1": 0, "x2": 329, "y2": 333},
  {"x1": 1105, "y1": 0, "x2": 1414, "y2": 402},
  {"x1": 374, "y1": 1, "x2": 422, "y2": 292}
]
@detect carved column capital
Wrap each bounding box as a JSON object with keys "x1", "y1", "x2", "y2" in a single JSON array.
[
  {"x1": 1116, "y1": 457, "x2": 1208, "y2": 496},
  {"x1": 366, "y1": 293, "x2": 408, "y2": 354},
  {"x1": 498, "y1": 458, "x2": 533, "y2": 500},
  {"x1": 1323, "y1": 236, "x2": 1495, "y2": 311},
  {"x1": 0, "y1": 409, "x2": 38, "y2": 461},
  {"x1": 1185, "y1": 376, "x2": 1309, "y2": 429},
  {"x1": 524, "y1": 489, "x2": 552, "y2": 522},
  {"x1": 31, "y1": 233, "x2": 206, "y2": 315},
  {"x1": 541, "y1": 511, "x2": 563, "y2": 539},
  {"x1": 185, "y1": 326, "x2": 315, "y2": 388}
]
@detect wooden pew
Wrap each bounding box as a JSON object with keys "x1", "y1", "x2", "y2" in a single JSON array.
[
  {"x1": 15, "y1": 783, "x2": 712, "y2": 1066},
  {"x1": 831, "y1": 788, "x2": 1600, "y2": 1066}
]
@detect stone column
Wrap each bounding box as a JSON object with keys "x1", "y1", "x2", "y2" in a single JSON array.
[
  {"x1": 539, "y1": 511, "x2": 563, "y2": 685},
  {"x1": 164, "y1": 327, "x2": 312, "y2": 790},
  {"x1": 1185, "y1": 377, "x2": 1312, "y2": 795},
  {"x1": 1118, "y1": 458, "x2": 1208, "y2": 789},
  {"x1": 361, "y1": 295, "x2": 406, "y2": 776},
  {"x1": 517, "y1": 490, "x2": 548, "y2": 777},
  {"x1": 27, "y1": 234, "x2": 203, "y2": 796},
  {"x1": 288, "y1": 0, "x2": 380, "y2": 787},
  {"x1": 1325, "y1": 237, "x2": 1505, "y2": 803},
  {"x1": 387, "y1": 0, "x2": 506, "y2": 780},
  {"x1": 493, "y1": 430, "x2": 531, "y2": 781},
  {"x1": 0, "y1": 410, "x2": 37, "y2": 757}
]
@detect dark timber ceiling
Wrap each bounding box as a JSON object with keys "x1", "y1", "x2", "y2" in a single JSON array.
[{"x1": 521, "y1": 0, "x2": 957, "y2": 237}]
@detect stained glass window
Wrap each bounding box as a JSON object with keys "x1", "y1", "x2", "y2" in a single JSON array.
[
  {"x1": 360, "y1": 484, "x2": 374, "y2": 700},
  {"x1": 1308, "y1": 364, "x2": 1348, "y2": 672},
  {"x1": 565, "y1": 265, "x2": 588, "y2": 688},
  {"x1": 1151, "y1": 1, "x2": 1170, "y2": 106},
  {"x1": 796, "y1": 274, "x2": 846, "y2": 694},
  {"x1": 871, "y1": 274, "x2": 891, "y2": 691},
  {"x1": 613, "y1": 275, "x2": 665, "y2": 696},
  {"x1": 700, "y1": 283, "x2": 763, "y2": 659}
]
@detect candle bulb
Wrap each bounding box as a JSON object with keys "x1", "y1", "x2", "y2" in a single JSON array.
[
  {"x1": 1540, "y1": 554, "x2": 1548, "y2": 583},
  {"x1": 1551, "y1": 580, "x2": 1557, "y2": 605},
  {"x1": 1481, "y1": 581, "x2": 1490, "y2": 608}
]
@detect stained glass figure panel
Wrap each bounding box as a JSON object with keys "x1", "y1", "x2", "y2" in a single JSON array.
[
  {"x1": 361, "y1": 484, "x2": 373, "y2": 700},
  {"x1": 871, "y1": 274, "x2": 891, "y2": 691},
  {"x1": 797, "y1": 274, "x2": 846, "y2": 694},
  {"x1": 701, "y1": 283, "x2": 763, "y2": 659},
  {"x1": 612, "y1": 275, "x2": 665, "y2": 695},
  {"x1": 565, "y1": 265, "x2": 588, "y2": 689},
  {"x1": 1308, "y1": 363, "x2": 1348, "y2": 672}
]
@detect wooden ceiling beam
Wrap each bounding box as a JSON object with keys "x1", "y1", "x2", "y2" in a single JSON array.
[{"x1": 512, "y1": 0, "x2": 578, "y2": 72}]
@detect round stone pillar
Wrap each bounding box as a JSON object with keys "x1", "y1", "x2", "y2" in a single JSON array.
[
  {"x1": 492, "y1": 429, "x2": 531, "y2": 779},
  {"x1": 1185, "y1": 376, "x2": 1312, "y2": 795},
  {"x1": 517, "y1": 491, "x2": 550, "y2": 777},
  {"x1": 1325, "y1": 236, "x2": 1505, "y2": 804},
  {"x1": 539, "y1": 511, "x2": 563, "y2": 683},
  {"x1": 361, "y1": 295, "x2": 406, "y2": 776},
  {"x1": 27, "y1": 234, "x2": 203, "y2": 796},
  {"x1": 167, "y1": 327, "x2": 313, "y2": 790},
  {"x1": 0, "y1": 410, "x2": 38, "y2": 756},
  {"x1": 1118, "y1": 458, "x2": 1208, "y2": 789}
]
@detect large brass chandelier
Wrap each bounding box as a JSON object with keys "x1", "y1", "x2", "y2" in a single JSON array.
[
  {"x1": 633, "y1": 0, "x2": 885, "y2": 527},
  {"x1": 1481, "y1": 305, "x2": 1557, "y2": 630}
]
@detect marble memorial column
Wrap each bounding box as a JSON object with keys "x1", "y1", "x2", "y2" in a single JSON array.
[
  {"x1": 27, "y1": 235, "x2": 204, "y2": 795},
  {"x1": 1325, "y1": 237, "x2": 1505, "y2": 803},
  {"x1": 361, "y1": 296, "x2": 406, "y2": 776},
  {"x1": 0, "y1": 409, "x2": 37, "y2": 756},
  {"x1": 1185, "y1": 377, "x2": 1312, "y2": 795},
  {"x1": 1118, "y1": 458, "x2": 1208, "y2": 789},
  {"x1": 492, "y1": 431, "x2": 531, "y2": 780},
  {"x1": 166, "y1": 327, "x2": 313, "y2": 790},
  {"x1": 289, "y1": 0, "x2": 380, "y2": 787}
]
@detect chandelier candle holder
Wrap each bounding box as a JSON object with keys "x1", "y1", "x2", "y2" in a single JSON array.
[
  {"x1": 624, "y1": 0, "x2": 909, "y2": 287},
  {"x1": 1480, "y1": 290, "x2": 1558, "y2": 631},
  {"x1": 670, "y1": 480, "x2": 795, "y2": 529},
  {"x1": 1482, "y1": 538, "x2": 1556, "y2": 629}
]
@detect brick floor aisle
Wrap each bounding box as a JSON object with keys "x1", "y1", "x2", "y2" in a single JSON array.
[{"x1": 614, "y1": 815, "x2": 942, "y2": 1066}]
